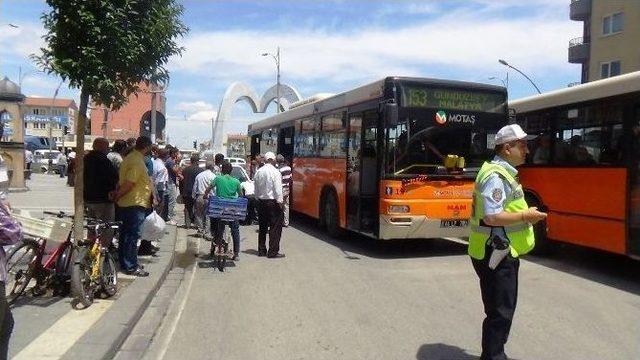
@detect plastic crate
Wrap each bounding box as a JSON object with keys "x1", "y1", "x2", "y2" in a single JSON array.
[
  {"x1": 11, "y1": 210, "x2": 72, "y2": 245},
  {"x1": 207, "y1": 197, "x2": 248, "y2": 221}
]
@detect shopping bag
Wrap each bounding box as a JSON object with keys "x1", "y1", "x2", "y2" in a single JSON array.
[{"x1": 141, "y1": 210, "x2": 166, "y2": 241}]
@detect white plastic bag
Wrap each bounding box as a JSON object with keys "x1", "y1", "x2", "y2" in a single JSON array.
[{"x1": 140, "y1": 211, "x2": 166, "y2": 241}]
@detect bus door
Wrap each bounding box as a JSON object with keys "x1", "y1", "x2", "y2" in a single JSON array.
[
  {"x1": 250, "y1": 133, "x2": 261, "y2": 159},
  {"x1": 629, "y1": 104, "x2": 640, "y2": 256},
  {"x1": 346, "y1": 113, "x2": 362, "y2": 231},
  {"x1": 278, "y1": 126, "x2": 294, "y2": 162},
  {"x1": 346, "y1": 110, "x2": 379, "y2": 234},
  {"x1": 360, "y1": 110, "x2": 380, "y2": 233}
]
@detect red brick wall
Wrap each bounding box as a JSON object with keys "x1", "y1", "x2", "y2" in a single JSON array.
[{"x1": 90, "y1": 83, "x2": 166, "y2": 140}]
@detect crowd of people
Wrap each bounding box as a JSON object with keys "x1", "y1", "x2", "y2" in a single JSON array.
[
  {"x1": 81, "y1": 136, "x2": 293, "y2": 276},
  {"x1": 0, "y1": 138, "x2": 294, "y2": 357}
]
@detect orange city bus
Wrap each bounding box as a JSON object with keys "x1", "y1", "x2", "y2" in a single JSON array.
[
  {"x1": 248, "y1": 77, "x2": 508, "y2": 240},
  {"x1": 510, "y1": 71, "x2": 640, "y2": 258}
]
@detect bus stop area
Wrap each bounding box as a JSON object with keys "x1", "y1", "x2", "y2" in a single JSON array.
[{"x1": 5, "y1": 173, "x2": 178, "y2": 360}]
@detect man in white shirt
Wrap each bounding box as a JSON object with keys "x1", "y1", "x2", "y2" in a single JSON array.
[
  {"x1": 56, "y1": 152, "x2": 68, "y2": 178},
  {"x1": 24, "y1": 149, "x2": 33, "y2": 179},
  {"x1": 192, "y1": 161, "x2": 216, "y2": 237},
  {"x1": 152, "y1": 148, "x2": 169, "y2": 218},
  {"x1": 253, "y1": 151, "x2": 284, "y2": 258}
]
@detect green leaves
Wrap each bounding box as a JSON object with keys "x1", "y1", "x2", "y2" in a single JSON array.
[{"x1": 36, "y1": 0, "x2": 188, "y2": 110}]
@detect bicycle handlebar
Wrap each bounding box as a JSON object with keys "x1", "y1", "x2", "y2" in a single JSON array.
[{"x1": 42, "y1": 211, "x2": 121, "y2": 229}]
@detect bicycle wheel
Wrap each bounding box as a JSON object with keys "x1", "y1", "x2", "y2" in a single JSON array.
[
  {"x1": 71, "y1": 246, "x2": 96, "y2": 307},
  {"x1": 100, "y1": 251, "x2": 118, "y2": 298},
  {"x1": 6, "y1": 240, "x2": 39, "y2": 304}
]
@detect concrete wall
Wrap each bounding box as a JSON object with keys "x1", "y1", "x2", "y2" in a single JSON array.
[{"x1": 589, "y1": 0, "x2": 640, "y2": 81}]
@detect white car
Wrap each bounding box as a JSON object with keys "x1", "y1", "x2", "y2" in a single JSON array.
[
  {"x1": 34, "y1": 149, "x2": 61, "y2": 173},
  {"x1": 231, "y1": 164, "x2": 254, "y2": 196}
]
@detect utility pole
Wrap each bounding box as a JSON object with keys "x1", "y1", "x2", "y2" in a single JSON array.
[
  {"x1": 102, "y1": 107, "x2": 108, "y2": 137},
  {"x1": 149, "y1": 80, "x2": 168, "y2": 143},
  {"x1": 150, "y1": 90, "x2": 157, "y2": 143},
  {"x1": 261, "y1": 46, "x2": 282, "y2": 113},
  {"x1": 276, "y1": 46, "x2": 280, "y2": 113},
  {"x1": 47, "y1": 79, "x2": 64, "y2": 174}
]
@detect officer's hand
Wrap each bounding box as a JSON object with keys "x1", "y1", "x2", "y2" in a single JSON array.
[{"x1": 524, "y1": 207, "x2": 547, "y2": 224}]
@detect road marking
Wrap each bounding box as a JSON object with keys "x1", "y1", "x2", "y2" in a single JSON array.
[
  {"x1": 12, "y1": 300, "x2": 113, "y2": 360},
  {"x1": 153, "y1": 236, "x2": 200, "y2": 360}
]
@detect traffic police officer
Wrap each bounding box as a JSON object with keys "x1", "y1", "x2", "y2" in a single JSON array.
[{"x1": 468, "y1": 124, "x2": 547, "y2": 360}]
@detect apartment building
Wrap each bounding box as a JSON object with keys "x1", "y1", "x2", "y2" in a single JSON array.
[
  {"x1": 22, "y1": 97, "x2": 78, "y2": 143},
  {"x1": 569, "y1": 0, "x2": 640, "y2": 83}
]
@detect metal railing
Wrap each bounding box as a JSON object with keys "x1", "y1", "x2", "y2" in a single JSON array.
[{"x1": 569, "y1": 37, "x2": 586, "y2": 47}]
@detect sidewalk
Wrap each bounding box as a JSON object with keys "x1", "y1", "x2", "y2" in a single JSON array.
[{"x1": 59, "y1": 226, "x2": 178, "y2": 360}]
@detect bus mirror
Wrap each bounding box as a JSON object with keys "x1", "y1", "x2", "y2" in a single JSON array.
[{"x1": 385, "y1": 103, "x2": 399, "y2": 126}]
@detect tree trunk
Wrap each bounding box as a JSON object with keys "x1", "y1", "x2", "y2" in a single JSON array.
[{"x1": 73, "y1": 88, "x2": 89, "y2": 243}]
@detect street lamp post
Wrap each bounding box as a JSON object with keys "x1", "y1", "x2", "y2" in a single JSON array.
[
  {"x1": 488, "y1": 73, "x2": 509, "y2": 89},
  {"x1": 261, "y1": 46, "x2": 281, "y2": 113},
  {"x1": 47, "y1": 79, "x2": 64, "y2": 174},
  {"x1": 498, "y1": 59, "x2": 541, "y2": 94}
]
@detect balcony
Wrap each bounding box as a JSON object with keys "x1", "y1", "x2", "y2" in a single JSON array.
[
  {"x1": 570, "y1": 0, "x2": 591, "y2": 21},
  {"x1": 568, "y1": 37, "x2": 590, "y2": 63}
]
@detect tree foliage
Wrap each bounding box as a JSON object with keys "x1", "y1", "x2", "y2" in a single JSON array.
[{"x1": 34, "y1": 0, "x2": 188, "y2": 110}]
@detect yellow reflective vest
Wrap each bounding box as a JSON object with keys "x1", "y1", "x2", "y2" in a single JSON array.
[{"x1": 468, "y1": 161, "x2": 535, "y2": 260}]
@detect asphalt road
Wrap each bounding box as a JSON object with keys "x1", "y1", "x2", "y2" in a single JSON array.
[{"x1": 153, "y1": 216, "x2": 640, "y2": 360}]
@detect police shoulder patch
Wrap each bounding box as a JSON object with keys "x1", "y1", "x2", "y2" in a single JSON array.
[{"x1": 491, "y1": 188, "x2": 504, "y2": 202}]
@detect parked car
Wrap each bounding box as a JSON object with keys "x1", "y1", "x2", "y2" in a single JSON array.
[
  {"x1": 227, "y1": 157, "x2": 247, "y2": 166},
  {"x1": 34, "y1": 149, "x2": 61, "y2": 173}
]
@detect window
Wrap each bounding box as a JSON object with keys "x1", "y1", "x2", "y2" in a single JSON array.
[
  {"x1": 319, "y1": 112, "x2": 347, "y2": 158},
  {"x1": 601, "y1": 61, "x2": 621, "y2": 79},
  {"x1": 603, "y1": 12, "x2": 623, "y2": 35},
  {"x1": 294, "y1": 117, "x2": 317, "y2": 157},
  {"x1": 32, "y1": 108, "x2": 47, "y2": 115}
]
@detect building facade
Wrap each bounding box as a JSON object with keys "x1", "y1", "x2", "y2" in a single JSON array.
[
  {"x1": 0, "y1": 76, "x2": 26, "y2": 190},
  {"x1": 569, "y1": 0, "x2": 640, "y2": 83},
  {"x1": 22, "y1": 97, "x2": 77, "y2": 146},
  {"x1": 90, "y1": 82, "x2": 166, "y2": 141}
]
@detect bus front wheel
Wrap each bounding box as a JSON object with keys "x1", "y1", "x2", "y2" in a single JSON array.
[{"x1": 323, "y1": 192, "x2": 342, "y2": 238}]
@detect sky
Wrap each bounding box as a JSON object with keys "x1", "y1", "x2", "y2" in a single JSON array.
[{"x1": 0, "y1": 0, "x2": 583, "y2": 149}]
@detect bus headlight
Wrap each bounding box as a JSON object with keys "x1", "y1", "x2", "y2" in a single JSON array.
[{"x1": 388, "y1": 205, "x2": 410, "y2": 214}]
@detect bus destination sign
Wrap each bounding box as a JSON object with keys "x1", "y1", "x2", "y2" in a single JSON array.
[{"x1": 402, "y1": 87, "x2": 504, "y2": 113}]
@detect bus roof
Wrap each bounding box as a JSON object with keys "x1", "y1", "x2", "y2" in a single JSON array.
[
  {"x1": 248, "y1": 76, "x2": 506, "y2": 133},
  {"x1": 509, "y1": 71, "x2": 640, "y2": 114}
]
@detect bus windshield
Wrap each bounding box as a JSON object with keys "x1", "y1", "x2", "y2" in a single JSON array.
[{"x1": 385, "y1": 119, "x2": 495, "y2": 177}]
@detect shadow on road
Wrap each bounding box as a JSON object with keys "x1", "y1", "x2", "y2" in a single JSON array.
[
  {"x1": 10, "y1": 292, "x2": 66, "y2": 309},
  {"x1": 526, "y1": 242, "x2": 640, "y2": 296},
  {"x1": 416, "y1": 343, "x2": 480, "y2": 360},
  {"x1": 290, "y1": 213, "x2": 468, "y2": 260},
  {"x1": 291, "y1": 213, "x2": 640, "y2": 295}
]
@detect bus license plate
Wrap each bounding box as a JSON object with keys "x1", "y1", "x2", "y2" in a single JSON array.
[{"x1": 440, "y1": 219, "x2": 469, "y2": 228}]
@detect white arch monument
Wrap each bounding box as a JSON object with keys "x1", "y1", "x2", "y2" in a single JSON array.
[{"x1": 211, "y1": 82, "x2": 301, "y2": 154}]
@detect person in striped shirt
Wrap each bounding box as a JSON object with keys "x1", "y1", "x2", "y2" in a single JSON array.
[{"x1": 276, "y1": 154, "x2": 292, "y2": 227}]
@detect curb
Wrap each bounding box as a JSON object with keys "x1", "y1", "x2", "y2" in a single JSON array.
[{"x1": 60, "y1": 225, "x2": 178, "y2": 360}]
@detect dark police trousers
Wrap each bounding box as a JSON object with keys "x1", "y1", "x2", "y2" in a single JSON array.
[{"x1": 472, "y1": 245, "x2": 519, "y2": 360}]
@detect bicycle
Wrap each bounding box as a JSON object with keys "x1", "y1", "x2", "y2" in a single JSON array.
[
  {"x1": 5, "y1": 211, "x2": 74, "y2": 304},
  {"x1": 208, "y1": 197, "x2": 247, "y2": 272},
  {"x1": 71, "y1": 218, "x2": 121, "y2": 308}
]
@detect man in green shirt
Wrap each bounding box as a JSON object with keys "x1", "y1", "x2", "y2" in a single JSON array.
[{"x1": 206, "y1": 161, "x2": 242, "y2": 260}]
